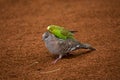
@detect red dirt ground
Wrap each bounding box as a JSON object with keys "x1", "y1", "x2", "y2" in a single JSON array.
[{"x1": 0, "y1": 0, "x2": 120, "y2": 80}]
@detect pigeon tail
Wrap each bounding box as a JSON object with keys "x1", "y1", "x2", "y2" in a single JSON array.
[
  {"x1": 79, "y1": 43, "x2": 96, "y2": 50},
  {"x1": 72, "y1": 43, "x2": 96, "y2": 51}
]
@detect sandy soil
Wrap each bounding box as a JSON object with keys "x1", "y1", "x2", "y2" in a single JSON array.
[{"x1": 0, "y1": 0, "x2": 120, "y2": 80}]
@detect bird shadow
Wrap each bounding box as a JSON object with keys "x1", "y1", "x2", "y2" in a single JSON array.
[{"x1": 63, "y1": 49, "x2": 96, "y2": 59}]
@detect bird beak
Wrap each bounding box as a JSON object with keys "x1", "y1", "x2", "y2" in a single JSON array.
[
  {"x1": 47, "y1": 26, "x2": 50, "y2": 30},
  {"x1": 42, "y1": 33, "x2": 45, "y2": 41}
]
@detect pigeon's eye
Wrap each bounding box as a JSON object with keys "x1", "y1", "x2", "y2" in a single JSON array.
[
  {"x1": 44, "y1": 34, "x2": 49, "y2": 39},
  {"x1": 42, "y1": 32, "x2": 49, "y2": 40}
]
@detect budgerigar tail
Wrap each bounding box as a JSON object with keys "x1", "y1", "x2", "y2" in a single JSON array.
[{"x1": 70, "y1": 30, "x2": 78, "y2": 33}]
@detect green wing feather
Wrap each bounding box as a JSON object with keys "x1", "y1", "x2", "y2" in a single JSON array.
[{"x1": 47, "y1": 25, "x2": 76, "y2": 40}]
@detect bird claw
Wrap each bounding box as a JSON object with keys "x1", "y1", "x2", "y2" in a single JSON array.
[
  {"x1": 52, "y1": 61, "x2": 57, "y2": 64},
  {"x1": 52, "y1": 59, "x2": 59, "y2": 64}
]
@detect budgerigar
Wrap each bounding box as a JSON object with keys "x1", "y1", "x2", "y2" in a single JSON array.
[
  {"x1": 47, "y1": 25, "x2": 77, "y2": 40},
  {"x1": 42, "y1": 31, "x2": 95, "y2": 64}
]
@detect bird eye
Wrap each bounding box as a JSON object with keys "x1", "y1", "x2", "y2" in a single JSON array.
[
  {"x1": 50, "y1": 28, "x2": 54, "y2": 31},
  {"x1": 42, "y1": 32, "x2": 49, "y2": 40},
  {"x1": 44, "y1": 35, "x2": 48, "y2": 39}
]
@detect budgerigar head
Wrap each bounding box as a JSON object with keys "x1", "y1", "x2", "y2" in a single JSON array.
[
  {"x1": 47, "y1": 25, "x2": 54, "y2": 33},
  {"x1": 47, "y1": 25, "x2": 63, "y2": 33}
]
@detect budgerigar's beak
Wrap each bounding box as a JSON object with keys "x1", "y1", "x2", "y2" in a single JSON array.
[{"x1": 47, "y1": 26, "x2": 50, "y2": 30}]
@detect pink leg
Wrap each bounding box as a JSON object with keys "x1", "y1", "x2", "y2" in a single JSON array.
[{"x1": 52, "y1": 54, "x2": 63, "y2": 64}]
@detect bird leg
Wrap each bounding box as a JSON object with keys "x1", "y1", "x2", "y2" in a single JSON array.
[{"x1": 52, "y1": 54, "x2": 63, "y2": 64}]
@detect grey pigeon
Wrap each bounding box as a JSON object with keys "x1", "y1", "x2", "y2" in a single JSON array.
[{"x1": 42, "y1": 31, "x2": 95, "y2": 63}]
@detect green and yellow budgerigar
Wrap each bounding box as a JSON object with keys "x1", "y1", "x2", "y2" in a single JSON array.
[{"x1": 47, "y1": 25, "x2": 77, "y2": 40}]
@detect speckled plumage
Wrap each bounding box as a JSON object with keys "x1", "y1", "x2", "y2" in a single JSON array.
[{"x1": 42, "y1": 31, "x2": 95, "y2": 63}]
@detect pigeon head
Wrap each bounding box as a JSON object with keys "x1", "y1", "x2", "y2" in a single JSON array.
[
  {"x1": 42, "y1": 32, "x2": 49, "y2": 41},
  {"x1": 42, "y1": 31, "x2": 55, "y2": 41}
]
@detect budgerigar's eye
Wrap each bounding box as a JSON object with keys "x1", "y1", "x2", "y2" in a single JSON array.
[{"x1": 50, "y1": 28, "x2": 53, "y2": 31}]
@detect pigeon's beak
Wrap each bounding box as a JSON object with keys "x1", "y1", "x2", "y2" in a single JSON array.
[
  {"x1": 42, "y1": 33, "x2": 45, "y2": 41},
  {"x1": 42, "y1": 32, "x2": 49, "y2": 41}
]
